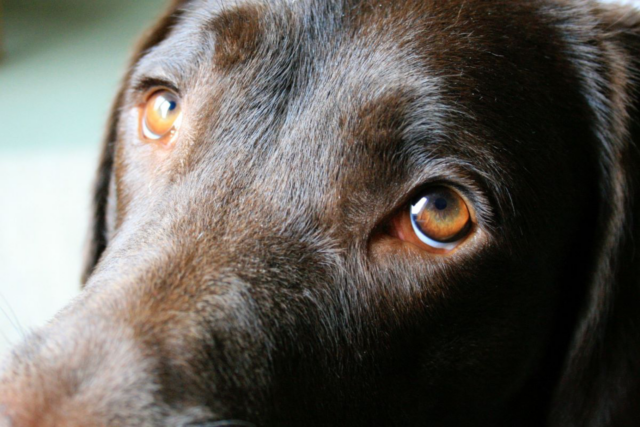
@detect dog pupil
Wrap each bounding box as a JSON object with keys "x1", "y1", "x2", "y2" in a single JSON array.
[{"x1": 434, "y1": 198, "x2": 447, "y2": 211}]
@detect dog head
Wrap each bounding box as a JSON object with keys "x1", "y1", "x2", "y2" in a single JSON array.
[{"x1": 1, "y1": 0, "x2": 639, "y2": 426}]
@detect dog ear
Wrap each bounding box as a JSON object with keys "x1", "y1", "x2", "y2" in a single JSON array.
[
  {"x1": 550, "y1": 4, "x2": 640, "y2": 426},
  {"x1": 81, "y1": 0, "x2": 188, "y2": 284}
]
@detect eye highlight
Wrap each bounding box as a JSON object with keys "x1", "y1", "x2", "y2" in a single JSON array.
[
  {"x1": 140, "y1": 89, "x2": 182, "y2": 143},
  {"x1": 391, "y1": 186, "x2": 473, "y2": 253}
]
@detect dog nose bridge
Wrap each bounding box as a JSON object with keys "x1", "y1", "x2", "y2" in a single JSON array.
[
  {"x1": 0, "y1": 209, "x2": 331, "y2": 426},
  {"x1": 0, "y1": 268, "x2": 258, "y2": 426}
]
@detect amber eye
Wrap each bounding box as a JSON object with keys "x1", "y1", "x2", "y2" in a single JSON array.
[
  {"x1": 140, "y1": 89, "x2": 182, "y2": 143},
  {"x1": 392, "y1": 186, "x2": 472, "y2": 253}
]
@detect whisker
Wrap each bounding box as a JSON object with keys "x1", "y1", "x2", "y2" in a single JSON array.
[
  {"x1": 0, "y1": 325, "x2": 12, "y2": 347},
  {"x1": 0, "y1": 291, "x2": 26, "y2": 339}
]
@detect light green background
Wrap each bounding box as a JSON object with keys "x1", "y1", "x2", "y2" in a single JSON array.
[
  {"x1": 0, "y1": 0, "x2": 166, "y2": 153},
  {"x1": 0, "y1": 0, "x2": 165, "y2": 355}
]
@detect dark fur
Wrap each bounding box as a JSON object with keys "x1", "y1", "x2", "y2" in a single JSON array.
[{"x1": 1, "y1": 0, "x2": 639, "y2": 426}]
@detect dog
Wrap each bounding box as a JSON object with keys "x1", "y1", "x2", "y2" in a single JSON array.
[{"x1": 1, "y1": 0, "x2": 639, "y2": 425}]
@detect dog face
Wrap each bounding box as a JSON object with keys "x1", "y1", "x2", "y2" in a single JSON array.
[{"x1": 1, "y1": 1, "x2": 639, "y2": 426}]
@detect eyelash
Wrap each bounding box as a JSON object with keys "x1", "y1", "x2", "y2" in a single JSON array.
[{"x1": 133, "y1": 78, "x2": 180, "y2": 99}]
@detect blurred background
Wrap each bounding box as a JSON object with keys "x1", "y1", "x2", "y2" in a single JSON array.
[
  {"x1": 0, "y1": 0, "x2": 165, "y2": 356},
  {"x1": 0, "y1": 0, "x2": 639, "y2": 357}
]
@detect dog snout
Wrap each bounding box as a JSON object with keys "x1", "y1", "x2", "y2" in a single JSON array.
[
  {"x1": 0, "y1": 253, "x2": 272, "y2": 427},
  {"x1": 0, "y1": 309, "x2": 163, "y2": 426},
  {"x1": 0, "y1": 195, "x2": 329, "y2": 425},
  {"x1": 0, "y1": 290, "x2": 205, "y2": 425}
]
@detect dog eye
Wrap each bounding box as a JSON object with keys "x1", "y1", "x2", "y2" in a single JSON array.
[
  {"x1": 391, "y1": 186, "x2": 472, "y2": 253},
  {"x1": 140, "y1": 89, "x2": 182, "y2": 143}
]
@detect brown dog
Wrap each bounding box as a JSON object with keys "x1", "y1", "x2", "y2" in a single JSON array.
[{"x1": 1, "y1": 0, "x2": 639, "y2": 425}]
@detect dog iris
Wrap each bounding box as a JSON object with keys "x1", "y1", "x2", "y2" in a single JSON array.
[
  {"x1": 408, "y1": 187, "x2": 471, "y2": 251},
  {"x1": 141, "y1": 89, "x2": 182, "y2": 142}
]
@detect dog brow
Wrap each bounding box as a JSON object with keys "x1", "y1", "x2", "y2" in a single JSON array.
[
  {"x1": 207, "y1": 4, "x2": 265, "y2": 70},
  {"x1": 349, "y1": 92, "x2": 411, "y2": 148}
]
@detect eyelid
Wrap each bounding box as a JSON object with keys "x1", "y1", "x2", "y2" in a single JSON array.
[
  {"x1": 411, "y1": 228, "x2": 462, "y2": 251},
  {"x1": 132, "y1": 77, "x2": 181, "y2": 99}
]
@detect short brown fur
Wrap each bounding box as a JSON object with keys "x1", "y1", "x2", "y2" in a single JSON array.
[
  {"x1": 1, "y1": 1, "x2": 639, "y2": 426},
  {"x1": 209, "y1": 4, "x2": 265, "y2": 69}
]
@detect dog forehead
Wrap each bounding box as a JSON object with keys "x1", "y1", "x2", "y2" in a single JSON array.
[
  {"x1": 137, "y1": 0, "x2": 572, "y2": 143},
  {"x1": 148, "y1": 0, "x2": 463, "y2": 137},
  {"x1": 129, "y1": 0, "x2": 590, "y2": 220},
  {"x1": 140, "y1": 0, "x2": 428, "y2": 79}
]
